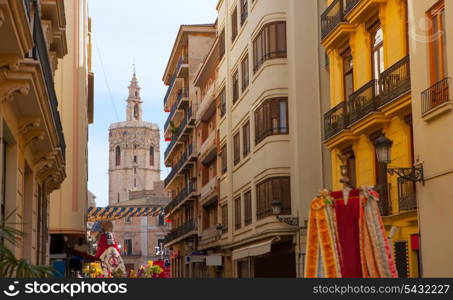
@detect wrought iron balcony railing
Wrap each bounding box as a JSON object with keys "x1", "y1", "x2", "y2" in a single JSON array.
[
  {"x1": 163, "y1": 73, "x2": 177, "y2": 106},
  {"x1": 347, "y1": 79, "x2": 379, "y2": 124},
  {"x1": 165, "y1": 180, "x2": 197, "y2": 214},
  {"x1": 32, "y1": 7, "x2": 66, "y2": 162},
  {"x1": 164, "y1": 219, "x2": 196, "y2": 244},
  {"x1": 324, "y1": 101, "x2": 348, "y2": 140},
  {"x1": 321, "y1": 0, "x2": 345, "y2": 39},
  {"x1": 397, "y1": 177, "x2": 417, "y2": 212},
  {"x1": 379, "y1": 56, "x2": 411, "y2": 107},
  {"x1": 422, "y1": 77, "x2": 451, "y2": 115}
]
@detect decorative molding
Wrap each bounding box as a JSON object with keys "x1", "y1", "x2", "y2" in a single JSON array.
[
  {"x1": 0, "y1": 56, "x2": 21, "y2": 71},
  {"x1": 19, "y1": 117, "x2": 41, "y2": 135},
  {"x1": 0, "y1": 80, "x2": 30, "y2": 103},
  {"x1": 24, "y1": 129, "x2": 45, "y2": 148}
]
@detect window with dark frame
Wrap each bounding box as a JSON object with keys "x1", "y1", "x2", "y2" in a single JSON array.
[
  {"x1": 125, "y1": 215, "x2": 132, "y2": 224},
  {"x1": 234, "y1": 197, "x2": 241, "y2": 230},
  {"x1": 149, "y1": 146, "x2": 154, "y2": 166},
  {"x1": 240, "y1": 0, "x2": 248, "y2": 25},
  {"x1": 244, "y1": 190, "x2": 252, "y2": 226},
  {"x1": 219, "y1": 28, "x2": 226, "y2": 59},
  {"x1": 115, "y1": 146, "x2": 121, "y2": 166},
  {"x1": 231, "y1": 7, "x2": 238, "y2": 42},
  {"x1": 256, "y1": 177, "x2": 291, "y2": 220},
  {"x1": 219, "y1": 87, "x2": 226, "y2": 118},
  {"x1": 241, "y1": 55, "x2": 249, "y2": 91},
  {"x1": 232, "y1": 70, "x2": 239, "y2": 104},
  {"x1": 243, "y1": 121, "x2": 250, "y2": 157},
  {"x1": 124, "y1": 239, "x2": 132, "y2": 256},
  {"x1": 428, "y1": 1, "x2": 447, "y2": 85},
  {"x1": 221, "y1": 204, "x2": 228, "y2": 233},
  {"x1": 221, "y1": 145, "x2": 227, "y2": 174},
  {"x1": 342, "y1": 47, "x2": 354, "y2": 101},
  {"x1": 370, "y1": 23, "x2": 384, "y2": 95},
  {"x1": 254, "y1": 98, "x2": 289, "y2": 145},
  {"x1": 233, "y1": 132, "x2": 241, "y2": 166},
  {"x1": 253, "y1": 21, "x2": 287, "y2": 73}
]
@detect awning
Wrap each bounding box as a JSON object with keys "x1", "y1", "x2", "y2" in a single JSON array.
[
  {"x1": 232, "y1": 237, "x2": 280, "y2": 261},
  {"x1": 86, "y1": 206, "x2": 164, "y2": 222}
]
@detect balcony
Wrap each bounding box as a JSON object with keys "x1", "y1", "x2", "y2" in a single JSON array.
[
  {"x1": 33, "y1": 8, "x2": 66, "y2": 161},
  {"x1": 199, "y1": 130, "x2": 217, "y2": 165},
  {"x1": 164, "y1": 219, "x2": 197, "y2": 246},
  {"x1": 164, "y1": 88, "x2": 189, "y2": 133},
  {"x1": 200, "y1": 177, "x2": 218, "y2": 205},
  {"x1": 323, "y1": 56, "x2": 411, "y2": 140},
  {"x1": 164, "y1": 144, "x2": 196, "y2": 187},
  {"x1": 422, "y1": 78, "x2": 451, "y2": 116},
  {"x1": 379, "y1": 56, "x2": 411, "y2": 107},
  {"x1": 165, "y1": 181, "x2": 197, "y2": 215},
  {"x1": 397, "y1": 178, "x2": 417, "y2": 212},
  {"x1": 198, "y1": 227, "x2": 221, "y2": 249},
  {"x1": 321, "y1": 0, "x2": 346, "y2": 39}
]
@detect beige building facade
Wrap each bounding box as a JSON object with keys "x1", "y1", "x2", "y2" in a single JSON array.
[
  {"x1": 163, "y1": 0, "x2": 328, "y2": 278},
  {"x1": 0, "y1": 0, "x2": 68, "y2": 264},
  {"x1": 49, "y1": 0, "x2": 94, "y2": 252},
  {"x1": 407, "y1": 0, "x2": 452, "y2": 277}
]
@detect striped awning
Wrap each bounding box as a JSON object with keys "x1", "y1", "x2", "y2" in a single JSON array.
[{"x1": 87, "y1": 206, "x2": 164, "y2": 222}]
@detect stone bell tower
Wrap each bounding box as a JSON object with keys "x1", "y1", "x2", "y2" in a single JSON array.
[{"x1": 108, "y1": 71, "x2": 161, "y2": 205}]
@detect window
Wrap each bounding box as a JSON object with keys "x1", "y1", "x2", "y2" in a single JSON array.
[
  {"x1": 124, "y1": 239, "x2": 132, "y2": 256},
  {"x1": 256, "y1": 177, "x2": 291, "y2": 220},
  {"x1": 221, "y1": 145, "x2": 227, "y2": 174},
  {"x1": 219, "y1": 87, "x2": 226, "y2": 118},
  {"x1": 253, "y1": 21, "x2": 287, "y2": 72},
  {"x1": 244, "y1": 191, "x2": 252, "y2": 226},
  {"x1": 233, "y1": 132, "x2": 241, "y2": 166},
  {"x1": 428, "y1": 1, "x2": 447, "y2": 84},
  {"x1": 221, "y1": 204, "x2": 228, "y2": 233},
  {"x1": 134, "y1": 155, "x2": 137, "y2": 163},
  {"x1": 232, "y1": 70, "x2": 239, "y2": 104},
  {"x1": 219, "y1": 28, "x2": 226, "y2": 59},
  {"x1": 134, "y1": 104, "x2": 139, "y2": 120},
  {"x1": 342, "y1": 48, "x2": 354, "y2": 101},
  {"x1": 240, "y1": 0, "x2": 248, "y2": 25},
  {"x1": 371, "y1": 24, "x2": 384, "y2": 94},
  {"x1": 234, "y1": 197, "x2": 241, "y2": 230},
  {"x1": 231, "y1": 7, "x2": 238, "y2": 42},
  {"x1": 115, "y1": 146, "x2": 121, "y2": 166},
  {"x1": 254, "y1": 98, "x2": 289, "y2": 145},
  {"x1": 242, "y1": 121, "x2": 250, "y2": 156},
  {"x1": 158, "y1": 214, "x2": 165, "y2": 226},
  {"x1": 241, "y1": 55, "x2": 249, "y2": 91},
  {"x1": 149, "y1": 146, "x2": 154, "y2": 166},
  {"x1": 125, "y1": 216, "x2": 132, "y2": 224},
  {"x1": 117, "y1": 192, "x2": 120, "y2": 203},
  {"x1": 342, "y1": 147, "x2": 357, "y2": 188}
]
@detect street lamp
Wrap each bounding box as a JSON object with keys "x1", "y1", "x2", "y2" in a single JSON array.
[
  {"x1": 271, "y1": 200, "x2": 299, "y2": 226},
  {"x1": 374, "y1": 134, "x2": 393, "y2": 164},
  {"x1": 374, "y1": 133, "x2": 424, "y2": 183}
]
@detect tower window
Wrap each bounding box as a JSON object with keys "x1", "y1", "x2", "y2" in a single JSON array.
[
  {"x1": 115, "y1": 146, "x2": 121, "y2": 166},
  {"x1": 134, "y1": 104, "x2": 139, "y2": 120},
  {"x1": 135, "y1": 91, "x2": 138, "y2": 97},
  {"x1": 134, "y1": 156, "x2": 137, "y2": 163},
  {"x1": 150, "y1": 146, "x2": 154, "y2": 166}
]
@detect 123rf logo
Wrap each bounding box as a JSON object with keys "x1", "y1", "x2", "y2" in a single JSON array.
[{"x1": 3, "y1": 281, "x2": 128, "y2": 297}]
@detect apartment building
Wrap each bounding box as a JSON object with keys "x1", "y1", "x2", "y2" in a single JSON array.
[
  {"x1": 49, "y1": 0, "x2": 94, "y2": 265},
  {"x1": 162, "y1": 24, "x2": 216, "y2": 278},
  {"x1": 407, "y1": 0, "x2": 452, "y2": 277},
  {"x1": 0, "y1": 0, "x2": 67, "y2": 264},
  {"x1": 215, "y1": 0, "x2": 324, "y2": 278},
  {"x1": 320, "y1": 0, "x2": 419, "y2": 277}
]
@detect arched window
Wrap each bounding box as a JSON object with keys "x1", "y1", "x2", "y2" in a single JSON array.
[
  {"x1": 134, "y1": 104, "x2": 139, "y2": 120},
  {"x1": 150, "y1": 146, "x2": 154, "y2": 166},
  {"x1": 115, "y1": 146, "x2": 121, "y2": 166}
]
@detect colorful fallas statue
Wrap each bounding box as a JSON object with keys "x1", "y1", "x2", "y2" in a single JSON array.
[{"x1": 95, "y1": 221, "x2": 126, "y2": 277}]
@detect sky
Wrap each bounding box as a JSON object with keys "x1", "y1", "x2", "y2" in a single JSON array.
[{"x1": 88, "y1": 0, "x2": 218, "y2": 207}]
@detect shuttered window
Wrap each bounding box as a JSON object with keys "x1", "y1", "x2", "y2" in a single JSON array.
[
  {"x1": 244, "y1": 190, "x2": 252, "y2": 226},
  {"x1": 254, "y1": 98, "x2": 289, "y2": 144},
  {"x1": 253, "y1": 21, "x2": 287, "y2": 72},
  {"x1": 256, "y1": 177, "x2": 291, "y2": 220},
  {"x1": 234, "y1": 197, "x2": 241, "y2": 230},
  {"x1": 233, "y1": 132, "x2": 241, "y2": 165}
]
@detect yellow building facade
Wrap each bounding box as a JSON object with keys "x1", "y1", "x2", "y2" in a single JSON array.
[
  {"x1": 321, "y1": 0, "x2": 419, "y2": 277},
  {"x1": 0, "y1": 0, "x2": 68, "y2": 264}
]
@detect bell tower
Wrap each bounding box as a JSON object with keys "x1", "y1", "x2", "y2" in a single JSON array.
[{"x1": 126, "y1": 69, "x2": 143, "y2": 121}]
